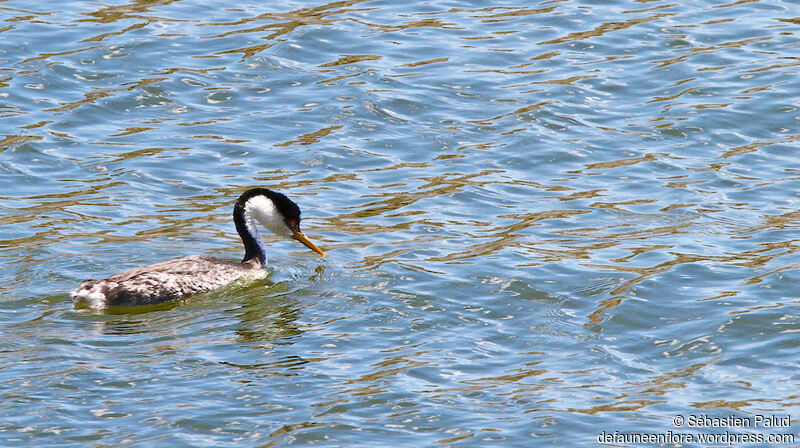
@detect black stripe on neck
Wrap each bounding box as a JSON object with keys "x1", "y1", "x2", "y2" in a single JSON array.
[
  {"x1": 234, "y1": 197, "x2": 266, "y2": 264},
  {"x1": 233, "y1": 188, "x2": 303, "y2": 264}
]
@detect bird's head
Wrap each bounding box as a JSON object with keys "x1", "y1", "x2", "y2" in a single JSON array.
[{"x1": 235, "y1": 188, "x2": 325, "y2": 257}]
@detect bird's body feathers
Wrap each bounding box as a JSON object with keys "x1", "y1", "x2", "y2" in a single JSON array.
[{"x1": 71, "y1": 188, "x2": 324, "y2": 309}]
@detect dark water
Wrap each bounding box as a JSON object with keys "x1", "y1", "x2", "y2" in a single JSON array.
[{"x1": 2, "y1": 0, "x2": 799, "y2": 446}]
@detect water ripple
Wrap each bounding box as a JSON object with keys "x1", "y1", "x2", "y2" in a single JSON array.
[{"x1": 2, "y1": 0, "x2": 800, "y2": 445}]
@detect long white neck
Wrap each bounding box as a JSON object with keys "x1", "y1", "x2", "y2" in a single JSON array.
[
  {"x1": 234, "y1": 196, "x2": 279, "y2": 264},
  {"x1": 242, "y1": 208, "x2": 269, "y2": 266},
  {"x1": 236, "y1": 195, "x2": 296, "y2": 265}
]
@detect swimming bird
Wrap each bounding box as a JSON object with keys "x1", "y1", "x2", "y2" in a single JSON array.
[{"x1": 71, "y1": 188, "x2": 325, "y2": 309}]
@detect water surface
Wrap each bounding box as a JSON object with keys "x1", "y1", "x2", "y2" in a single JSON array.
[{"x1": 1, "y1": 0, "x2": 799, "y2": 446}]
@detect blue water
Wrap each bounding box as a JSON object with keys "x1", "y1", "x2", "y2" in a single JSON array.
[{"x1": 2, "y1": 0, "x2": 800, "y2": 446}]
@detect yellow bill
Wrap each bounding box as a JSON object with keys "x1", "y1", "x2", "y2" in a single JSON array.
[{"x1": 292, "y1": 230, "x2": 325, "y2": 257}]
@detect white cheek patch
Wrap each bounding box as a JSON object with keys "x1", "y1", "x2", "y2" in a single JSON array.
[{"x1": 246, "y1": 195, "x2": 294, "y2": 238}]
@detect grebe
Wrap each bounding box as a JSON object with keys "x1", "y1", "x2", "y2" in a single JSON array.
[{"x1": 71, "y1": 188, "x2": 325, "y2": 309}]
